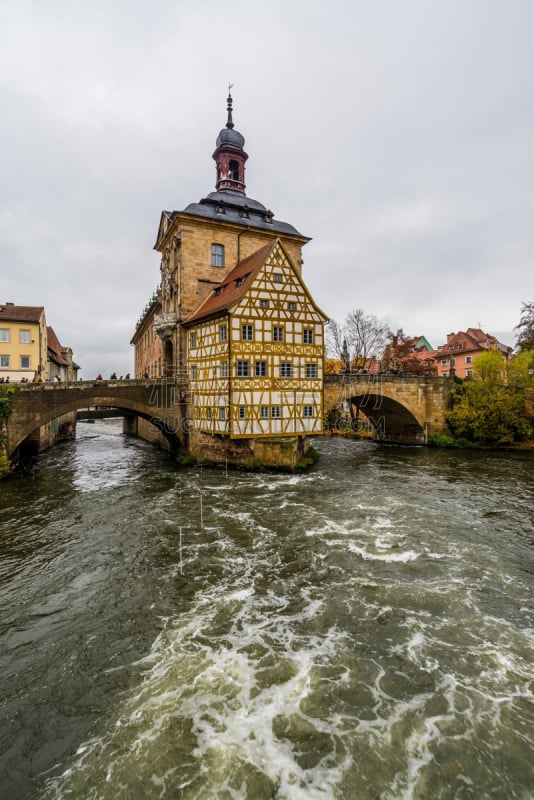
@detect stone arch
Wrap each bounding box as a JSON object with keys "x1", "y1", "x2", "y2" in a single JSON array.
[
  {"x1": 330, "y1": 392, "x2": 427, "y2": 445},
  {"x1": 6, "y1": 383, "x2": 184, "y2": 459}
]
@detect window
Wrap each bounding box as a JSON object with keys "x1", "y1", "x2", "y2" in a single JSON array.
[
  {"x1": 0, "y1": 356, "x2": 9, "y2": 368},
  {"x1": 273, "y1": 326, "x2": 284, "y2": 342},
  {"x1": 466, "y1": 369, "x2": 472, "y2": 376},
  {"x1": 273, "y1": 273, "x2": 282, "y2": 283},
  {"x1": 242, "y1": 324, "x2": 253, "y2": 341},
  {"x1": 20, "y1": 330, "x2": 31, "y2": 344},
  {"x1": 441, "y1": 372, "x2": 448, "y2": 377},
  {"x1": 239, "y1": 407, "x2": 246, "y2": 419},
  {"x1": 0, "y1": 329, "x2": 9, "y2": 343},
  {"x1": 280, "y1": 362, "x2": 292, "y2": 378},
  {"x1": 303, "y1": 406, "x2": 314, "y2": 418},
  {"x1": 303, "y1": 329, "x2": 313, "y2": 344},
  {"x1": 260, "y1": 299, "x2": 269, "y2": 308},
  {"x1": 220, "y1": 361, "x2": 229, "y2": 378},
  {"x1": 190, "y1": 365, "x2": 198, "y2": 380},
  {"x1": 20, "y1": 356, "x2": 30, "y2": 369},
  {"x1": 440, "y1": 359, "x2": 447, "y2": 367},
  {"x1": 189, "y1": 332, "x2": 196, "y2": 349},
  {"x1": 466, "y1": 356, "x2": 472, "y2": 364},
  {"x1": 287, "y1": 302, "x2": 296, "y2": 311},
  {"x1": 219, "y1": 408, "x2": 226, "y2": 421},
  {"x1": 219, "y1": 325, "x2": 227, "y2": 342},
  {"x1": 271, "y1": 406, "x2": 281, "y2": 418},
  {"x1": 237, "y1": 360, "x2": 249, "y2": 377},
  {"x1": 260, "y1": 406, "x2": 269, "y2": 419},
  {"x1": 229, "y1": 159, "x2": 239, "y2": 180},
  {"x1": 305, "y1": 363, "x2": 317, "y2": 378},
  {"x1": 255, "y1": 361, "x2": 267, "y2": 377},
  {"x1": 207, "y1": 407, "x2": 211, "y2": 419},
  {"x1": 211, "y1": 243, "x2": 225, "y2": 268}
]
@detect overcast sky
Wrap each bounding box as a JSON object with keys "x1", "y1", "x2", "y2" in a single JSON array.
[{"x1": 1, "y1": 0, "x2": 532, "y2": 378}]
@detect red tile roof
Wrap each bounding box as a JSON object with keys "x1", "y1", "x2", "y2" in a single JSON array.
[
  {"x1": 184, "y1": 240, "x2": 277, "y2": 325},
  {"x1": 0, "y1": 304, "x2": 44, "y2": 322}
]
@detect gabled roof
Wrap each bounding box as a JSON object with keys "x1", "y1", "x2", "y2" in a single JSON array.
[
  {"x1": 0, "y1": 304, "x2": 44, "y2": 323},
  {"x1": 184, "y1": 240, "x2": 277, "y2": 325},
  {"x1": 47, "y1": 326, "x2": 69, "y2": 366}
]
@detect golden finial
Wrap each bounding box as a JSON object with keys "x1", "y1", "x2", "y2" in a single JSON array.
[{"x1": 228, "y1": 82, "x2": 234, "y2": 93}]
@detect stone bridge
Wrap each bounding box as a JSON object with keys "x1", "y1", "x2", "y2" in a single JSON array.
[
  {"x1": 324, "y1": 374, "x2": 454, "y2": 444},
  {"x1": 4, "y1": 379, "x2": 185, "y2": 459}
]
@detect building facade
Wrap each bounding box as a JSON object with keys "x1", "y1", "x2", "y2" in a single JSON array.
[
  {"x1": 132, "y1": 93, "x2": 327, "y2": 466},
  {"x1": 0, "y1": 304, "x2": 47, "y2": 382},
  {"x1": 184, "y1": 239, "x2": 326, "y2": 447},
  {"x1": 432, "y1": 327, "x2": 512, "y2": 378}
]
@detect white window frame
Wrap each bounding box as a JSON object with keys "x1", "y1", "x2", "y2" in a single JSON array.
[
  {"x1": 280, "y1": 362, "x2": 292, "y2": 378},
  {"x1": 237, "y1": 360, "x2": 250, "y2": 377},
  {"x1": 0, "y1": 329, "x2": 9, "y2": 343},
  {"x1": 20, "y1": 355, "x2": 30, "y2": 369},
  {"x1": 273, "y1": 326, "x2": 284, "y2": 342},
  {"x1": 271, "y1": 406, "x2": 281, "y2": 418},
  {"x1": 260, "y1": 406, "x2": 269, "y2": 419},
  {"x1": 211, "y1": 243, "x2": 225, "y2": 268},
  {"x1": 255, "y1": 361, "x2": 267, "y2": 377},
  {"x1": 305, "y1": 363, "x2": 317, "y2": 378},
  {"x1": 303, "y1": 329, "x2": 313, "y2": 344},
  {"x1": 20, "y1": 329, "x2": 31, "y2": 344},
  {"x1": 242, "y1": 324, "x2": 254, "y2": 341},
  {"x1": 0, "y1": 355, "x2": 10, "y2": 367},
  {"x1": 219, "y1": 325, "x2": 227, "y2": 342},
  {"x1": 303, "y1": 406, "x2": 314, "y2": 418}
]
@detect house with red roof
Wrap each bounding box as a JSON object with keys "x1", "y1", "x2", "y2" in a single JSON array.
[{"x1": 432, "y1": 328, "x2": 512, "y2": 378}]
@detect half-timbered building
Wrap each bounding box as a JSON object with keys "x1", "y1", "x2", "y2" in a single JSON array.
[{"x1": 184, "y1": 239, "x2": 327, "y2": 446}]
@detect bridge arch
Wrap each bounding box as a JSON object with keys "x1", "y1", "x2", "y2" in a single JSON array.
[
  {"x1": 6, "y1": 381, "x2": 185, "y2": 459},
  {"x1": 335, "y1": 392, "x2": 427, "y2": 444},
  {"x1": 324, "y1": 374, "x2": 453, "y2": 445}
]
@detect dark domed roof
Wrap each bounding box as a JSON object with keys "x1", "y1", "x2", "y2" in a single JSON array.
[{"x1": 216, "y1": 126, "x2": 245, "y2": 149}]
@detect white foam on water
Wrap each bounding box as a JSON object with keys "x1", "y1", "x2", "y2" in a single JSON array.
[{"x1": 347, "y1": 543, "x2": 419, "y2": 563}]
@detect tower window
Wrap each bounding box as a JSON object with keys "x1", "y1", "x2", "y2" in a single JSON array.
[
  {"x1": 229, "y1": 159, "x2": 239, "y2": 181},
  {"x1": 211, "y1": 244, "x2": 225, "y2": 268}
]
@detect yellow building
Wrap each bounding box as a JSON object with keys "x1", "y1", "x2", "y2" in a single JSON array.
[
  {"x1": 144, "y1": 91, "x2": 310, "y2": 379},
  {"x1": 184, "y1": 239, "x2": 327, "y2": 441},
  {"x1": 0, "y1": 303, "x2": 79, "y2": 383},
  {"x1": 132, "y1": 92, "x2": 328, "y2": 466},
  {"x1": 0, "y1": 303, "x2": 47, "y2": 381}
]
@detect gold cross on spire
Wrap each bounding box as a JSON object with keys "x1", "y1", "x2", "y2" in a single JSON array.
[{"x1": 228, "y1": 82, "x2": 234, "y2": 93}]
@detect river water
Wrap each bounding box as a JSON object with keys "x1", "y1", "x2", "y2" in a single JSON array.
[{"x1": 0, "y1": 420, "x2": 533, "y2": 800}]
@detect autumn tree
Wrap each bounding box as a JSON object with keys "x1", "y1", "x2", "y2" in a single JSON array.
[
  {"x1": 327, "y1": 309, "x2": 390, "y2": 371},
  {"x1": 515, "y1": 301, "x2": 534, "y2": 352},
  {"x1": 446, "y1": 350, "x2": 531, "y2": 445},
  {"x1": 382, "y1": 329, "x2": 432, "y2": 376}
]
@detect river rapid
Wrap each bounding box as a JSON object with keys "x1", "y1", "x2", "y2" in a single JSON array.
[{"x1": 0, "y1": 420, "x2": 533, "y2": 799}]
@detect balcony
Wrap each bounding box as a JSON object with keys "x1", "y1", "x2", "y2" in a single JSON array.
[{"x1": 153, "y1": 312, "x2": 178, "y2": 340}]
